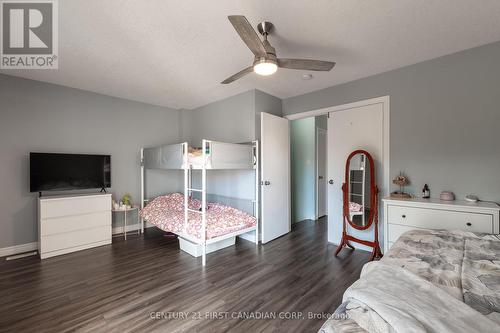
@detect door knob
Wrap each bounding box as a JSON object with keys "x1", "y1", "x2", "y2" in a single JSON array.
[
  {"x1": 329, "y1": 180, "x2": 334, "y2": 185},
  {"x1": 264, "y1": 181, "x2": 271, "y2": 186}
]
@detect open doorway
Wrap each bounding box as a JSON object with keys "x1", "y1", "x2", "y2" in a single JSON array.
[
  {"x1": 290, "y1": 115, "x2": 328, "y2": 224},
  {"x1": 287, "y1": 96, "x2": 390, "y2": 251}
]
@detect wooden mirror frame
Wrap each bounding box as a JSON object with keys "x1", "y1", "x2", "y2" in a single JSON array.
[{"x1": 335, "y1": 149, "x2": 383, "y2": 261}]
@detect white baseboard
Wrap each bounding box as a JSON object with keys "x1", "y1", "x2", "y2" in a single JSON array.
[
  {"x1": 1, "y1": 224, "x2": 155, "y2": 258},
  {"x1": 112, "y1": 223, "x2": 141, "y2": 235},
  {"x1": 293, "y1": 215, "x2": 317, "y2": 224},
  {"x1": 112, "y1": 222, "x2": 155, "y2": 235},
  {"x1": 0, "y1": 242, "x2": 38, "y2": 258}
]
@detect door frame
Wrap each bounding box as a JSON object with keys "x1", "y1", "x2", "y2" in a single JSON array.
[
  {"x1": 285, "y1": 95, "x2": 390, "y2": 203},
  {"x1": 316, "y1": 127, "x2": 327, "y2": 219}
]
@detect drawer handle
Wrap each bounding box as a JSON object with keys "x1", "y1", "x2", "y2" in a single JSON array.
[
  {"x1": 466, "y1": 222, "x2": 472, "y2": 227},
  {"x1": 402, "y1": 215, "x2": 406, "y2": 219}
]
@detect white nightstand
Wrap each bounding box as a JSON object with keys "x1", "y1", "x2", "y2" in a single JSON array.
[{"x1": 112, "y1": 207, "x2": 140, "y2": 240}]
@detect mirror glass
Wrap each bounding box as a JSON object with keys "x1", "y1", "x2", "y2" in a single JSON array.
[{"x1": 347, "y1": 153, "x2": 372, "y2": 228}]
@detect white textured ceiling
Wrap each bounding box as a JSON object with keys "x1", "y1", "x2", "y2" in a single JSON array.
[{"x1": 3, "y1": 0, "x2": 500, "y2": 109}]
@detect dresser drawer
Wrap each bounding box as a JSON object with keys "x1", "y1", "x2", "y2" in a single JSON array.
[
  {"x1": 41, "y1": 211, "x2": 111, "y2": 236},
  {"x1": 40, "y1": 195, "x2": 111, "y2": 219},
  {"x1": 387, "y1": 205, "x2": 494, "y2": 233},
  {"x1": 40, "y1": 225, "x2": 111, "y2": 254}
]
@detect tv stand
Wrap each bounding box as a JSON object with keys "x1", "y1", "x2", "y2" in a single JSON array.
[
  {"x1": 100, "y1": 187, "x2": 107, "y2": 193},
  {"x1": 38, "y1": 193, "x2": 112, "y2": 259}
]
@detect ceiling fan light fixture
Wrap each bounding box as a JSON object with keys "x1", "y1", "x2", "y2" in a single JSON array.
[
  {"x1": 253, "y1": 59, "x2": 277, "y2": 76},
  {"x1": 221, "y1": 16, "x2": 335, "y2": 84}
]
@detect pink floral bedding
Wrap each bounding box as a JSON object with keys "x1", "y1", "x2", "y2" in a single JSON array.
[
  {"x1": 349, "y1": 201, "x2": 363, "y2": 212},
  {"x1": 140, "y1": 193, "x2": 256, "y2": 240}
]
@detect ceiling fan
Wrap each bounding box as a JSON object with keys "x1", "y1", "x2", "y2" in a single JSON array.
[{"x1": 222, "y1": 15, "x2": 336, "y2": 84}]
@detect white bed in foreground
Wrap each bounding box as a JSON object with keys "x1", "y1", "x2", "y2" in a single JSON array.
[{"x1": 320, "y1": 229, "x2": 500, "y2": 333}]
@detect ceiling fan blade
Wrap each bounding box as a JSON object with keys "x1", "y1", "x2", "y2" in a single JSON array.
[
  {"x1": 221, "y1": 66, "x2": 254, "y2": 84},
  {"x1": 278, "y1": 58, "x2": 336, "y2": 71},
  {"x1": 228, "y1": 16, "x2": 267, "y2": 57}
]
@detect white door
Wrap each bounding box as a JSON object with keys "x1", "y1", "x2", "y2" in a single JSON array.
[
  {"x1": 327, "y1": 103, "x2": 383, "y2": 249},
  {"x1": 261, "y1": 112, "x2": 290, "y2": 243},
  {"x1": 317, "y1": 128, "x2": 327, "y2": 218}
]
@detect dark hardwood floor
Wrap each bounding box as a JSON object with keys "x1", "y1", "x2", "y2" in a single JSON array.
[{"x1": 0, "y1": 218, "x2": 369, "y2": 333}]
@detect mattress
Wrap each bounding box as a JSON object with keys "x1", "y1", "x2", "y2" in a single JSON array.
[{"x1": 140, "y1": 193, "x2": 256, "y2": 240}]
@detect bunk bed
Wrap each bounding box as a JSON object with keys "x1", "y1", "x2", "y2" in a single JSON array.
[{"x1": 139, "y1": 140, "x2": 259, "y2": 266}]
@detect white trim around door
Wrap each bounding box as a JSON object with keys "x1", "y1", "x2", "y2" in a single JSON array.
[{"x1": 316, "y1": 127, "x2": 327, "y2": 219}]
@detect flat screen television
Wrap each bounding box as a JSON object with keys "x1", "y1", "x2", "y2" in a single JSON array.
[{"x1": 30, "y1": 153, "x2": 111, "y2": 193}]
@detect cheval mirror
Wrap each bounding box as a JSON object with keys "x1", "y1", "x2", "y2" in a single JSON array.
[{"x1": 334, "y1": 150, "x2": 383, "y2": 261}]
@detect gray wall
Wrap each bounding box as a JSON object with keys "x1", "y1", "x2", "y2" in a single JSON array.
[
  {"x1": 181, "y1": 90, "x2": 256, "y2": 146},
  {"x1": 0, "y1": 80, "x2": 283, "y2": 249},
  {"x1": 0, "y1": 74, "x2": 183, "y2": 248},
  {"x1": 283, "y1": 41, "x2": 500, "y2": 202},
  {"x1": 4, "y1": 40, "x2": 500, "y2": 250},
  {"x1": 181, "y1": 89, "x2": 282, "y2": 145},
  {"x1": 181, "y1": 89, "x2": 282, "y2": 204},
  {"x1": 291, "y1": 117, "x2": 316, "y2": 223}
]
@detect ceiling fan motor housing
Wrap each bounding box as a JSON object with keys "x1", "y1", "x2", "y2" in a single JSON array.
[{"x1": 257, "y1": 21, "x2": 274, "y2": 36}]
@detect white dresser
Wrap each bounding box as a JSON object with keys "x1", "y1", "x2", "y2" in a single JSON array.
[
  {"x1": 38, "y1": 193, "x2": 112, "y2": 259},
  {"x1": 383, "y1": 197, "x2": 500, "y2": 253}
]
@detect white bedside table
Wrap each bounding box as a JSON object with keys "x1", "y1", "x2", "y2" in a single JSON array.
[{"x1": 112, "y1": 206, "x2": 140, "y2": 240}]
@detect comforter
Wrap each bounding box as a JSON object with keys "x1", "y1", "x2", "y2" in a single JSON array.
[
  {"x1": 320, "y1": 229, "x2": 500, "y2": 333},
  {"x1": 140, "y1": 193, "x2": 256, "y2": 240}
]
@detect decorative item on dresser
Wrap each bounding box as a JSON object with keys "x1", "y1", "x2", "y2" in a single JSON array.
[
  {"x1": 335, "y1": 150, "x2": 383, "y2": 261},
  {"x1": 440, "y1": 191, "x2": 455, "y2": 201},
  {"x1": 422, "y1": 184, "x2": 430, "y2": 199},
  {"x1": 390, "y1": 172, "x2": 411, "y2": 199},
  {"x1": 38, "y1": 193, "x2": 112, "y2": 259},
  {"x1": 383, "y1": 197, "x2": 500, "y2": 253}
]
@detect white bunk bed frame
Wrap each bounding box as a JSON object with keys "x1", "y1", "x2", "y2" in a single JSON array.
[{"x1": 140, "y1": 139, "x2": 259, "y2": 266}]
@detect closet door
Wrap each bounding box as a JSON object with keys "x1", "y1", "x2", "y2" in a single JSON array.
[
  {"x1": 327, "y1": 103, "x2": 383, "y2": 248},
  {"x1": 261, "y1": 112, "x2": 290, "y2": 243}
]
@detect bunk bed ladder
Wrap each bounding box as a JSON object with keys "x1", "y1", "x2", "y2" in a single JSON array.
[
  {"x1": 140, "y1": 148, "x2": 145, "y2": 234},
  {"x1": 183, "y1": 143, "x2": 189, "y2": 237},
  {"x1": 253, "y1": 140, "x2": 259, "y2": 245},
  {"x1": 201, "y1": 140, "x2": 208, "y2": 266}
]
